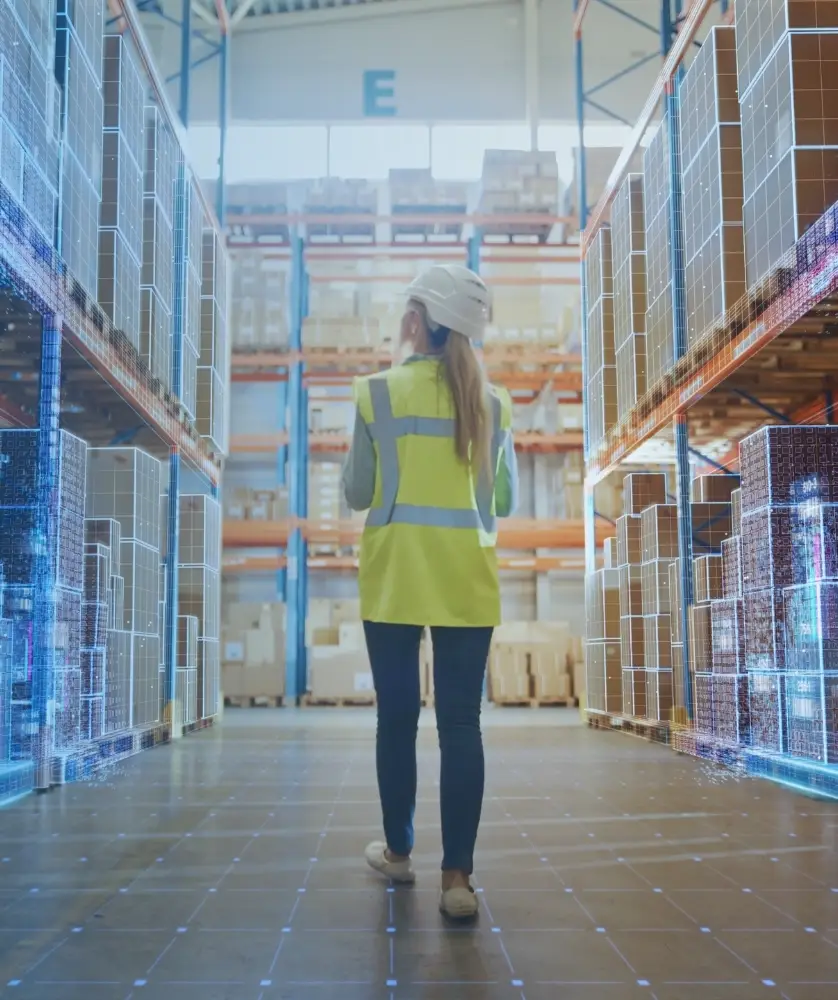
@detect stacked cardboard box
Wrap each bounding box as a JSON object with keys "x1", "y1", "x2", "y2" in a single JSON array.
[
  {"x1": 301, "y1": 316, "x2": 384, "y2": 350},
  {"x1": 178, "y1": 495, "x2": 221, "y2": 719},
  {"x1": 224, "y1": 486, "x2": 288, "y2": 522},
  {"x1": 141, "y1": 105, "x2": 178, "y2": 387},
  {"x1": 490, "y1": 621, "x2": 576, "y2": 705},
  {"x1": 197, "y1": 226, "x2": 229, "y2": 453},
  {"x1": 616, "y1": 474, "x2": 667, "y2": 718},
  {"x1": 736, "y1": 3, "x2": 838, "y2": 288},
  {"x1": 222, "y1": 602, "x2": 286, "y2": 701},
  {"x1": 585, "y1": 226, "x2": 616, "y2": 450},
  {"x1": 640, "y1": 501, "x2": 677, "y2": 721},
  {"x1": 176, "y1": 615, "x2": 199, "y2": 724},
  {"x1": 680, "y1": 25, "x2": 746, "y2": 346},
  {"x1": 180, "y1": 178, "x2": 205, "y2": 421},
  {"x1": 304, "y1": 178, "x2": 377, "y2": 240},
  {"x1": 642, "y1": 121, "x2": 675, "y2": 388},
  {"x1": 87, "y1": 447, "x2": 163, "y2": 730},
  {"x1": 739, "y1": 426, "x2": 838, "y2": 763},
  {"x1": 56, "y1": 1, "x2": 106, "y2": 299},
  {"x1": 99, "y1": 33, "x2": 144, "y2": 347},
  {"x1": 0, "y1": 430, "x2": 87, "y2": 760},
  {"x1": 0, "y1": 1, "x2": 62, "y2": 243},
  {"x1": 389, "y1": 168, "x2": 467, "y2": 239},
  {"x1": 611, "y1": 174, "x2": 648, "y2": 417},
  {"x1": 82, "y1": 517, "x2": 129, "y2": 740},
  {"x1": 230, "y1": 250, "x2": 288, "y2": 350},
  {"x1": 306, "y1": 598, "x2": 373, "y2": 702},
  {"x1": 478, "y1": 149, "x2": 559, "y2": 215}
]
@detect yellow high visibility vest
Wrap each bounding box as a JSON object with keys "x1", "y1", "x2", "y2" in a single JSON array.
[{"x1": 353, "y1": 358, "x2": 513, "y2": 627}]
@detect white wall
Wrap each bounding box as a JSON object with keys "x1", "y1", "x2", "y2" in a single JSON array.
[{"x1": 145, "y1": 0, "x2": 668, "y2": 126}]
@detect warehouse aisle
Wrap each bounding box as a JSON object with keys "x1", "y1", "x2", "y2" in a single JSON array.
[{"x1": 0, "y1": 710, "x2": 836, "y2": 1000}]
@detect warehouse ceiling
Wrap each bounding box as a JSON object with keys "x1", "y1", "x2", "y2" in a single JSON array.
[{"x1": 191, "y1": 0, "x2": 419, "y2": 23}]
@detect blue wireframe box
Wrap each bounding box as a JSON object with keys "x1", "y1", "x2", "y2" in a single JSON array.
[
  {"x1": 86, "y1": 448, "x2": 163, "y2": 549},
  {"x1": 98, "y1": 228, "x2": 141, "y2": 346},
  {"x1": 131, "y1": 632, "x2": 159, "y2": 728},
  {"x1": 741, "y1": 506, "x2": 794, "y2": 593},
  {"x1": 196, "y1": 367, "x2": 226, "y2": 454},
  {"x1": 9, "y1": 0, "x2": 56, "y2": 64},
  {"x1": 199, "y1": 637, "x2": 220, "y2": 719},
  {"x1": 57, "y1": 0, "x2": 105, "y2": 86},
  {"x1": 748, "y1": 671, "x2": 786, "y2": 754},
  {"x1": 179, "y1": 495, "x2": 221, "y2": 570},
  {"x1": 789, "y1": 502, "x2": 838, "y2": 585},
  {"x1": 140, "y1": 287, "x2": 172, "y2": 388},
  {"x1": 144, "y1": 105, "x2": 179, "y2": 225},
  {"x1": 739, "y1": 426, "x2": 838, "y2": 514},
  {"x1": 105, "y1": 627, "x2": 131, "y2": 734},
  {"x1": 784, "y1": 672, "x2": 838, "y2": 765},
  {"x1": 711, "y1": 673, "x2": 750, "y2": 746},
  {"x1": 743, "y1": 587, "x2": 786, "y2": 672},
  {"x1": 784, "y1": 581, "x2": 838, "y2": 673},
  {"x1": 711, "y1": 597, "x2": 745, "y2": 674},
  {"x1": 103, "y1": 34, "x2": 144, "y2": 170},
  {"x1": 60, "y1": 147, "x2": 101, "y2": 300},
  {"x1": 181, "y1": 340, "x2": 199, "y2": 422},
  {"x1": 55, "y1": 22, "x2": 103, "y2": 189},
  {"x1": 142, "y1": 196, "x2": 174, "y2": 311},
  {"x1": 101, "y1": 131, "x2": 143, "y2": 263}
]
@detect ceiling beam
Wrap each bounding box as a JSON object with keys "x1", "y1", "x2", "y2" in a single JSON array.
[{"x1": 233, "y1": 0, "x2": 514, "y2": 33}]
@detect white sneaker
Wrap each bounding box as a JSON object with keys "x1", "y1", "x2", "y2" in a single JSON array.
[
  {"x1": 364, "y1": 841, "x2": 416, "y2": 884},
  {"x1": 440, "y1": 885, "x2": 479, "y2": 920}
]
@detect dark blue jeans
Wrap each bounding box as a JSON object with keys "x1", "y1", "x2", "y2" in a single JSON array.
[{"x1": 363, "y1": 621, "x2": 493, "y2": 874}]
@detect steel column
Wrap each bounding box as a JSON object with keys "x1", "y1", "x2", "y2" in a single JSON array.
[
  {"x1": 665, "y1": 24, "x2": 694, "y2": 718},
  {"x1": 216, "y1": 30, "x2": 229, "y2": 225},
  {"x1": 32, "y1": 315, "x2": 62, "y2": 790},
  {"x1": 284, "y1": 237, "x2": 308, "y2": 700}
]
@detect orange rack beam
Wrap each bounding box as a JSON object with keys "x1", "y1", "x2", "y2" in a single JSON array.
[
  {"x1": 230, "y1": 348, "x2": 582, "y2": 369},
  {"x1": 223, "y1": 518, "x2": 610, "y2": 549},
  {"x1": 228, "y1": 431, "x2": 584, "y2": 455},
  {"x1": 227, "y1": 211, "x2": 575, "y2": 228},
  {"x1": 586, "y1": 217, "x2": 838, "y2": 484},
  {"x1": 223, "y1": 554, "x2": 587, "y2": 574}
]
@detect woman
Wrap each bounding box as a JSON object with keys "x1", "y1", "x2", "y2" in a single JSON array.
[{"x1": 342, "y1": 264, "x2": 518, "y2": 920}]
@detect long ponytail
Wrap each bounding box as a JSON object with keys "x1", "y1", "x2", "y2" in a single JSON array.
[
  {"x1": 439, "y1": 330, "x2": 491, "y2": 474},
  {"x1": 410, "y1": 299, "x2": 492, "y2": 472}
]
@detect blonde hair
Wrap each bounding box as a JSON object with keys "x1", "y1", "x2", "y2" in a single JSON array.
[{"x1": 412, "y1": 301, "x2": 491, "y2": 473}]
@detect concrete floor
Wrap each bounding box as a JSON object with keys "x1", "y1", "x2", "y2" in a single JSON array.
[{"x1": 0, "y1": 707, "x2": 836, "y2": 1000}]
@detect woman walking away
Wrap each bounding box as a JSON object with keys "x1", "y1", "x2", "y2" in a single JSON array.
[{"x1": 342, "y1": 264, "x2": 518, "y2": 920}]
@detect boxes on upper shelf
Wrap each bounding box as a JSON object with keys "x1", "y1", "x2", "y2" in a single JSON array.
[
  {"x1": 721, "y1": 536, "x2": 743, "y2": 598},
  {"x1": 641, "y1": 505, "x2": 678, "y2": 561},
  {"x1": 694, "y1": 554, "x2": 723, "y2": 605},
  {"x1": 643, "y1": 120, "x2": 675, "y2": 388},
  {"x1": 611, "y1": 174, "x2": 648, "y2": 418},
  {"x1": 679, "y1": 25, "x2": 745, "y2": 346},
  {"x1": 692, "y1": 473, "x2": 741, "y2": 503},
  {"x1": 739, "y1": 30, "x2": 838, "y2": 288},
  {"x1": 478, "y1": 149, "x2": 559, "y2": 215}
]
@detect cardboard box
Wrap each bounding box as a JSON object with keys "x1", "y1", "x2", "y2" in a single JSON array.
[{"x1": 308, "y1": 649, "x2": 375, "y2": 701}]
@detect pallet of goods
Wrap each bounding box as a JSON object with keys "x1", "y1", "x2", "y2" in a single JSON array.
[
  {"x1": 477, "y1": 150, "x2": 560, "y2": 241},
  {"x1": 222, "y1": 602, "x2": 286, "y2": 706},
  {"x1": 489, "y1": 622, "x2": 582, "y2": 707}
]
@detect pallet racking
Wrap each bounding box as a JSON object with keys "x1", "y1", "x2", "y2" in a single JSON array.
[
  {"x1": 0, "y1": 0, "x2": 230, "y2": 799},
  {"x1": 223, "y1": 207, "x2": 590, "y2": 701},
  {"x1": 577, "y1": 0, "x2": 838, "y2": 797}
]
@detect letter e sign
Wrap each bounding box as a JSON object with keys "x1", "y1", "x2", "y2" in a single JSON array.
[{"x1": 363, "y1": 70, "x2": 397, "y2": 117}]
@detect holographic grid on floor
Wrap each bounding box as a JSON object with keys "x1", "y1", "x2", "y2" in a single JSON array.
[{"x1": 0, "y1": 709, "x2": 835, "y2": 1000}]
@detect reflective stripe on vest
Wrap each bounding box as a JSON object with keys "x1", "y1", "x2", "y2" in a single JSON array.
[{"x1": 365, "y1": 378, "x2": 503, "y2": 532}]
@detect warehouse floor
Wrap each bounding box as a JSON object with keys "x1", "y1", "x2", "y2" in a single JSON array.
[{"x1": 0, "y1": 709, "x2": 836, "y2": 1000}]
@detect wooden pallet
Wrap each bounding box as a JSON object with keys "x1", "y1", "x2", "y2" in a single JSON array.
[
  {"x1": 492, "y1": 696, "x2": 578, "y2": 708},
  {"x1": 224, "y1": 695, "x2": 284, "y2": 708},
  {"x1": 587, "y1": 710, "x2": 671, "y2": 744},
  {"x1": 302, "y1": 695, "x2": 376, "y2": 708}
]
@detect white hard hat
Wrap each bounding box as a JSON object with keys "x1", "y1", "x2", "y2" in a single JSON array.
[{"x1": 406, "y1": 264, "x2": 491, "y2": 341}]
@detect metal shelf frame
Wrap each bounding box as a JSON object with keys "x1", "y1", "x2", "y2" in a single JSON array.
[
  {"x1": 0, "y1": 0, "x2": 233, "y2": 787},
  {"x1": 577, "y1": 0, "x2": 838, "y2": 796}
]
